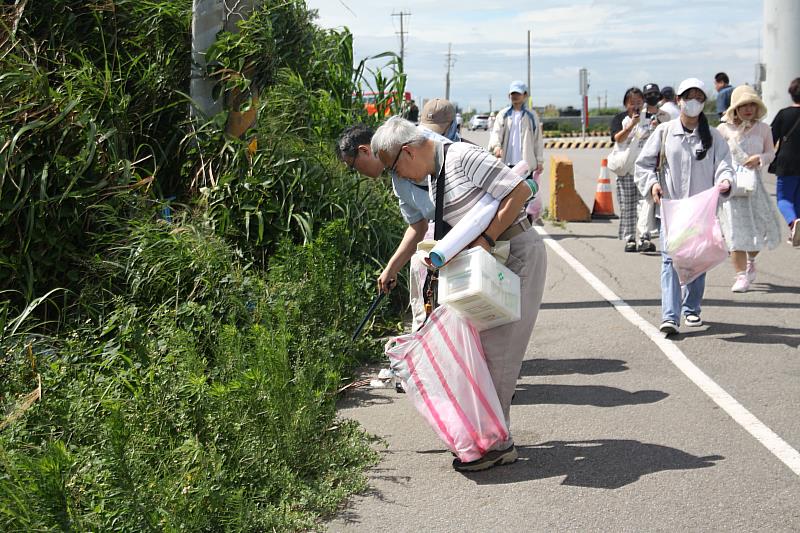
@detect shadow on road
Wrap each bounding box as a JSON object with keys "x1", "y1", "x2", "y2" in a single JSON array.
[
  {"x1": 465, "y1": 439, "x2": 723, "y2": 488},
  {"x1": 679, "y1": 321, "x2": 800, "y2": 349},
  {"x1": 548, "y1": 233, "x2": 618, "y2": 240},
  {"x1": 541, "y1": 298, "x2": 800, "y2": 310},
  {"x1": 748, "y1": 282, "x2": 800, "y2": 295},
  {"x1": 520, "y1": 358, "x2": 628, "y2": 377},
  {"x1": 513, "y1": 384, "x2": 668, "y2": 407},
  {"x1": 336, "y1": 387, "x2": 399, "y2": 410}
]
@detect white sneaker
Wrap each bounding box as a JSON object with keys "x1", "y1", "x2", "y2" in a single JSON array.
[
  {"x1": 684, "y1": 314, "x2": 703, "y2": 327},
  {"x1": 731, "y1": 273, "x2": 750, "y2": 293},
  {"x1": 659, "y1": 320, "x2": 678, "y2": 335}
]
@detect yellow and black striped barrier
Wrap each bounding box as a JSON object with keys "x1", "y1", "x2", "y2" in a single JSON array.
[
  {"x1": 543, "y1": 130, "x2": 610, "y2": 138},
  {"x1": 544, "y1": 139, "x2": 614, "y2": 149}
]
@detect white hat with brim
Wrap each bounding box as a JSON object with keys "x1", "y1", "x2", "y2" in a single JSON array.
[
  {"x1": 723, "y1": 85, "x2": 767, "y2": 123},
  {"x1": 677, "y1": 77, "x2": 707, "y2": 99}
]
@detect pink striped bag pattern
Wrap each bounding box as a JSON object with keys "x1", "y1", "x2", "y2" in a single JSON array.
[{"x1": 385, "y1": 305, "x2": 509, "y2": 462}]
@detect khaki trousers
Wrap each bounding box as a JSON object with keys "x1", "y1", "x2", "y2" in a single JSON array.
[{"x1": 478, "y1": 228, "x2": 547, "y2": 448}]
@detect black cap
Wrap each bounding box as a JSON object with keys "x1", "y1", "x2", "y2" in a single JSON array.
[
  {"x1": 661, "y1": 86, "x2": 675, "y2": 99},
  {"x1": 643, "y1": 83, "x2": 660, "y2": 96}
]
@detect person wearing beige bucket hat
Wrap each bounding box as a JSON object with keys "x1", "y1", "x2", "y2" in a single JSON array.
[{"x1": 717, "y1": 85, "x2": 785, "y2": 293}]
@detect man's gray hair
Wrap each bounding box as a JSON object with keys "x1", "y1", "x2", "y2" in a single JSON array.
[{"x1": 371, "y1": 116, "x2": 427, "y2": 158}]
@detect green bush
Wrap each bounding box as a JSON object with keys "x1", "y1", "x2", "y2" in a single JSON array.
[
  {"x1": 0, "y1": 219, "x2": 381, "y2": 531},
  {"x1": 0, "y1": 1, "x2": 192, "y2": 305},
  {"x1": 1, "y1": 1, "x2": 408, "y2": 527}
]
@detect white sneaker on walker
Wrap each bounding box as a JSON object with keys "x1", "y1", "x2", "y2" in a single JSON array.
[
  {"x1": 684, "y1": 314, "x2": 703, "y2": 327},
  {"x1": 731, "y1": 273, "x2": 750, "y2": 293}
]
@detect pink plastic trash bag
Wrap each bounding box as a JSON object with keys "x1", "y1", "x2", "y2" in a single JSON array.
[
  {"x1": 385, "y1": 305, "x2": 509, "y2": 462},
  {"x1": 661, "y1": 186, "x2": 728, "y2": 285}
]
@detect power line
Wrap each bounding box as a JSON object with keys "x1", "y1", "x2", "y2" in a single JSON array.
[{"x1": 391, "y1": 11, "x2": 411, "y2": 64}]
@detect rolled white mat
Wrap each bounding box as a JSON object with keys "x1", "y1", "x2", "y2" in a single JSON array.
[{"x1": 429, "y1": 160, "x2": 530, "y2": 267}]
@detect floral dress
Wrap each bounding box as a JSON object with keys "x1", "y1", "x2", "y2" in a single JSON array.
[{"x1": 717, "y1": 121, "x2": 784, "y2": 251}]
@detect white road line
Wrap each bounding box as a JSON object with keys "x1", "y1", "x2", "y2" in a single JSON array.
[{"x1": 535, "y1": 226, "x2": 800, "y2": 477}]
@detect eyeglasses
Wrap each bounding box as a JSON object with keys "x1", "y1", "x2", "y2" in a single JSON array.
[
  {"x1": 389, "y1": 145, "x2": 407, "y2": 173},
  {"x1": 344, "y1": 150, "x2": 359, "y2": 170}
]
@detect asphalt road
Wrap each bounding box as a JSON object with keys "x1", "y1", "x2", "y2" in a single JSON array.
[{"x1": 328, "y1": 135, "x2": 800, "y2": 532}]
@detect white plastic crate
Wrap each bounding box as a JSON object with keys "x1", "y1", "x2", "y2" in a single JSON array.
[{"x1": 437, "y1": 246, "x2": 520, "y2": 331}]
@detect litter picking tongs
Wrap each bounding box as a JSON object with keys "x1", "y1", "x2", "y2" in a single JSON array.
[{"x1": 351, "y1": 289, "x2": 387, "y2": 341}]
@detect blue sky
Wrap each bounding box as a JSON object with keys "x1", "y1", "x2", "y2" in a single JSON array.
[{"x1": 305, "y1": 0, "x2": 763, "y2": 112}]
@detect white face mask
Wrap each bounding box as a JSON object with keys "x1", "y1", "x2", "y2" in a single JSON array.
[{"x1": 680, "y1": 99, "x2": 704, "y2": 117}]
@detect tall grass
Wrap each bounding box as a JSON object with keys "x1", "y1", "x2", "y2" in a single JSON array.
[
  {"x1": 0, "y1": 220, "x2": 381, "y2": 531},
  {"x1": 0, "y1": 0, "x2": 191, "y2": 307},
  {"x1": 1, "y1": 1, "x2": 409, "y2": 528}
]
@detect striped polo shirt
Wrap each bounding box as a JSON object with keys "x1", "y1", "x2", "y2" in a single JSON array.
[{"x1": 429, "y1": 141, "x2": 527, "y2": 229}]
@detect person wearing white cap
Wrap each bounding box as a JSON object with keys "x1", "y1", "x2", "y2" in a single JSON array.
[
  {"x1": 634, "y1": 77, "x2": 735, "y2": 336},
  {"x1": 717, "y1": 85, "x2": 785, "y2": 293},
  {"x1": 488, "y1": 80, "x2": 544, "y2": 220}
]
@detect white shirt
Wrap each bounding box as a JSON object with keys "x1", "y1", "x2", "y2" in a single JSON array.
[{"x1": 507, "y1": 110, "x2": 523, "y2": 165}]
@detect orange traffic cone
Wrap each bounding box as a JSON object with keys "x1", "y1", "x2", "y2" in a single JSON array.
[{"x1": 591, "y1": 159, "x2": 618, "y2": 219}]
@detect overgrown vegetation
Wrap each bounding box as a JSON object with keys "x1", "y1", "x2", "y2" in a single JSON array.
[{"x1": 0, "y1": 0, "x2": 407, "y2": 529}]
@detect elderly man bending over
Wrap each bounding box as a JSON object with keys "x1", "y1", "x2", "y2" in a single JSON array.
[{"x1": 371, "y1": 116, "x2": 548, "y2": 472}]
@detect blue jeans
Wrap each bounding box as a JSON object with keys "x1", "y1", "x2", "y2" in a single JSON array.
[
  {"x1": 776, "y1": 175, "x2": 800, "y2": 226},
  {"x1": 661, "y1": 252, "x2": 706, "y2": 324}
]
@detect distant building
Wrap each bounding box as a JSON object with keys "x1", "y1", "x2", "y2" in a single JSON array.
[
  {"x1": 559, "y1": 106, "x2": 581, "y2": 117},
  {"x1": 542, "y1": 104, "x2": 559, "y2": 118}
]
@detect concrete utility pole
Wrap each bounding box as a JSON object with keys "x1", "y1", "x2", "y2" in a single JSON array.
[
  {"x1": 445, "y1": 43, "x2": 455, "y2": 100},
  {"x1": 191, "y1": 0, "x2": 224, "y2": 119},
  {"x1": 762, "y1": 0, "x2": 800, "y2": 122},
  {"x1": 392, "y1": 11, "x2": 411, "y2": 64},
  {"x1": 579, "y1": 68, "x2": 589, "y2": 140},
  {"x1": 190, "y1": 0, "x2": 259, "y2": 121},
  {"x1": 489, "y1": 95, "x2": 492, "y2": 114},
  {"x1": 527, "y1": 29, "x2": 531, "y2": 101}
]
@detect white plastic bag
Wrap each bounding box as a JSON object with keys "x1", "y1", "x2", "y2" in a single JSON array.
[
  {"x1": 661, "y1": 186, "x2": 728, "y2": 285},
  {"x1": 385, "y1": 305, "x2": 509, "y2": 462},
  {"x1": 731, "y1": 165, "x2": 756, "y2": 197},
  {"x1": 607, "y1": 143, "x2": 633, "y2": 176}
]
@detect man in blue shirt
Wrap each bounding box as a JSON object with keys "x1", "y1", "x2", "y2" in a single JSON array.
[
  {"x1": 336, "y1": 115, "x2": 456, "y2": 331},
  {"x1": 714, "y1": 72, "x2": 734, "y2": 120}
]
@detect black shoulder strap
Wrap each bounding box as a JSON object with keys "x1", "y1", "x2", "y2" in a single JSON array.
[
  {"x1": 775, "y1": 112, "x2": 800, "y2": 157},
  {"x1": 434, "y1": 143, "x2": 452, "y2": 240},
  {"x1": 782, "y1": 113, "x2": 800, "y2": 143}
]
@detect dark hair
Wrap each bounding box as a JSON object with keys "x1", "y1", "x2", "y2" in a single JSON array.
[
  {"x1": 336, "y1": 124, "x2": 374, "y2": 160},
  {"x1": 789, "y1": 77, "x2": 800, "y2": 104},
  {"x1": 695, "y1": 113, "x2": 712, "y2": 160},
  {"x1": 714, "y1": 72, "x2": 729, "y2": 84},
  {"x1": 622, "y1": 87, "x2": 644, "y2": 105}
]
